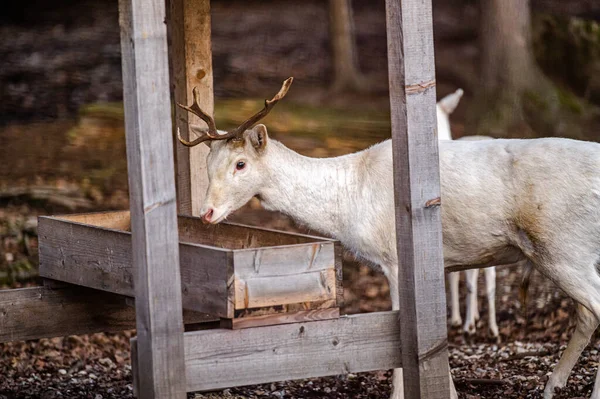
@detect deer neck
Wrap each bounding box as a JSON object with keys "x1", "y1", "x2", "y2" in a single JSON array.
[{"x1": 259, "y1": 140, "x2": 359, "y2": 238}]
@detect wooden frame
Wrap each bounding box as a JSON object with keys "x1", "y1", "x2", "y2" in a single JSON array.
[
  {"x1": 38, "y1": 211, "x2": 341, "y2": 319},
  {"x1": 119, "y1": 0, "x2": 186, "y2": 395},
  {"x1": 386, "y1": 0, "x2": 451, "y2": 397},
  {"x1": 132, "y1": 311, "x2": 402, "y2": 392},
  {"x1": 0, "y1": 1, "x2": 450, "y2": 398},
  {"x1": 0, "y1": 285, "x2": 215, "y2": 344}
]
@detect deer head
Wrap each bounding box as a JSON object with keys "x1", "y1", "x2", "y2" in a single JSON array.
[{"x1": 177, "y1": 77, "x2": 293, "y2": 223}]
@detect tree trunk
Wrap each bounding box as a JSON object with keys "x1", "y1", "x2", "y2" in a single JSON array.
[
  {"x1": 470, "y1": 0, "x2": 565, "y2": 137},
  {"x1": 328, "y1": 0, "x2": 368, "y2": 92},
  {"x1": 468, "y1": 0, "x2": 600, "y2": 139}
]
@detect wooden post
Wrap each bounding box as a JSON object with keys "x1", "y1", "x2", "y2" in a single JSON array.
[
  {"x1": 385, "y1": 0, "x2": 451, "y2": 398},
  {"x1": 167, "y1": 0, "x2": 214, "y2": 215},
  {"x1": 119, "y1": 0, "x2": 186, "y2": 397}
]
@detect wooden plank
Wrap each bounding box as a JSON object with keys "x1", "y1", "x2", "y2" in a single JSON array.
[
  {"x1": 0, "y1": 286, "x2": 215, "y2": 344},
  {"x1": 39, "y1": 217, "x2": 134, "y2": 296},
  {"x1": 0, "y1": 286, "x2": 134, "y2": 343},
  {"x1": 58, "y1": 211, "x2": 131, "y2": 231},
  {"x1": 119, "y1": 0, "x2": 186, "y2": 396},
  {"x1": 221, "y1": 308, "x2": 340, "y2": 330},
  {"x1": 234, "y1": 269, "x2": 337, "y2": 310},
  {"x1": 177, "y1": 215, "x2": 331, "y2": 249},
  {"x1": 233, "y1": 243, "x2": 335, "y2": 278},
  {"x1": 38, "y1": 216, "x2": 231, "y2": 317},
  {"x1": 385, "y1": 0, "x2": 451, "y2": 398},
  {"x1": 167, "y1": 0, "x2": 213, "y2": 216},
  {"x1": 179, "y1": 311, "x2": 401, "y2": 392}
]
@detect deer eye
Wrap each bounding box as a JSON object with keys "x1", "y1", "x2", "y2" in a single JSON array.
[{"x1": 236, "y1": 161, "x2": 246, "y2": 171}]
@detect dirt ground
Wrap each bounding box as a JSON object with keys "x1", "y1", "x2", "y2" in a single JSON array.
[{"x1": 1, "y1": 1, "x2": 600, "y2": 398}]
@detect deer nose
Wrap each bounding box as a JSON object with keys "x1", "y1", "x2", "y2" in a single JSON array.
[{"x1": 202, "y1": 208, "x2": 214, "y2": 224}]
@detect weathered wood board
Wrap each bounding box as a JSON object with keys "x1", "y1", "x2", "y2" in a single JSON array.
[
  {"x1": 131, "y1": 311, "x2": 402, "y2": 392},
  {"x1": 167, "y1": 0, "x2": 213, "y2": 216},
  {"x1": 39, "y1": 211, "x2": 341, "y2": 320},
  {"x1": 120, "y1": 0, "x2": 187, "y2": 393},
  {"x1": 220, "y1": 308, "x2": 340, "y2": 330},
  {"x1": 0, "y1": 285, "x2": 215, "y2": 343},
  {"x1": 386, "y1": 0, "x2": 451, "y2": 397}
]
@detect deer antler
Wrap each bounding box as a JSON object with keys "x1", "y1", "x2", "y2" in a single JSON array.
[
  {"x1": 227, "y1": 77, "x2": 294, "y2": 138},
  {"x1": 176, "y1": 77, "x2": 294, "y2": 147},
  {"x1": 176, "y1": 86, "x2": 228, "y2": 147}
]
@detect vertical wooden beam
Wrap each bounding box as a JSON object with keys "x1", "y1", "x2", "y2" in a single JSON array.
[
  {"x1": 385, "y1": 0, "x2": 451, "y2": 398},
  {"x1": 119, "y1": 0, "x2": 186, "y2": 397},
  {"x1": 167, "y1": 0, "x2": 214, "y2": 215}
]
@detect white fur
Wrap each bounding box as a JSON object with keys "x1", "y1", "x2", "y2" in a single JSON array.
[
  {"x1": 437, "y1": 89, "x2": 499, "y2": 338},
  {"x1": 199, "y1": 128, "x2": 600, "y2": 399}
]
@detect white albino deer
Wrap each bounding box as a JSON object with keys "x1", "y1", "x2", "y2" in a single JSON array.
[
  {"x1": 437, "y1": 89, "x2": 499, "y2": 337},
  {"x1": 178, "y1": 78, "x2": 600, "y2": 399}
]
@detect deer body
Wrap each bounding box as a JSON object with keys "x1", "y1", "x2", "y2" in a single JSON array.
[
  {"x1": 180, "y1": 79, "x2": 600, "y2": 399},
  {"x1": 204, "y1": 134, "x2": 600, "y2": 399}
]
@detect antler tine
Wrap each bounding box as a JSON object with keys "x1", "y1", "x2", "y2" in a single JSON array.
[
  {"x1": 176, "y1": 87, "x2": 232, "y2": 147},
  {"x1": 228, "y1": 77, "x2": 294, "y2": 138}
]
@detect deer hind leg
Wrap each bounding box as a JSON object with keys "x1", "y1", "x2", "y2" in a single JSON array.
[
  {"x1": 448, "y1": 272, "x2": 462, "y2": 327},
  {"x1": 463, "y1": 268, "x2": 480, "y2": 335},
  {"x1": 540, "y1": 256, "x2": 600, "y2": 399},
  {"x1": 483, "y1": 267, "x2": 499, "y2": 337},
  {"x1": 544, "y1": 303, "x2": 599, "y2": 399}
]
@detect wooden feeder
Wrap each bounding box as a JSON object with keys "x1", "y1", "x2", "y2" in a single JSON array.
[{"x1": 38, "y1": 211, "x2": 342, "y2": 329}]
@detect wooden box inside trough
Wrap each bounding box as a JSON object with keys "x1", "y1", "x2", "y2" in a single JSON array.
[{"x1": 38, "y1": 211, "x2": 342, "y2": 328}]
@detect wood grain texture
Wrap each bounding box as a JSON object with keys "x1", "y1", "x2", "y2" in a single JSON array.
[
  {"x1": 0, "y1": 286, "x2": 135, "y2": 343},
  {"x1": 180, "y1": 311, "x2": 402, "y2": 392},
  {"x1": 59, "y1": 211, "x2": 131, "y2": 231},
  {"x1": 177, "y1": 216, "x2": 330, "y2": 248},
  {"x1": 38, "y1": 216, "x2": 231, "y2": 317},
  {"x1": 233, "y1": 243, "x2": 335, "y2": 278},
  {"x1": 39, "y1": 217, "x2": 134, "y2": 296},
  {"x1": 385, "y1": 0, "x2": 451, "y2": 398},
  {"x1": 119, "y1": 0, "x2": 186, "y2": 395},
  {"x1": 0, "y1": 286, "x2": 215, "y2": 344},
  {"x1": 234, "y1": 269, "x2": 337, "y2": 310},
  {"x1": 39, "y1": 214, "x2": 341, "y2": 318},
  {"x1": 167, "y1": 0, "x2": 213, "y2": 216},
  {"x1": 221, "y1": 308, "x2": 340, "y2": 330}
]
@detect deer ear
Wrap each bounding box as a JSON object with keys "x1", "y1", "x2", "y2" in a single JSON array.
[
  {"x1": 247, "y1": 124, "x2": 268, "y2": 153},
  {"x1": 438, "y1": 88, "x2": 464, "y2": 115}
]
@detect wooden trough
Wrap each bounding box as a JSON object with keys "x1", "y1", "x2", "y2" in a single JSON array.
[{"x1": 38, "y1": 211, "x2": 342, "y2": 328}]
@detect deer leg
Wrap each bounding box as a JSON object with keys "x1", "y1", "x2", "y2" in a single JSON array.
[
  {"x1": 544, "y1": 303, "x2": 598, "y2": 399},
  {"x1": 539, "y1": 254, "x2": 600, "y2": 399},
  {"x1": 484, "y1": 267, "x2": 499, "y2": 337},
  {"x1": 448, "y1": 272, "x2": 462, "y2": 327},
  {"x1": 463, "y1": 268, "x2": 479, "y2": 335}
]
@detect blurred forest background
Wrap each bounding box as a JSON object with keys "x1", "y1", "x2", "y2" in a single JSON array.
[
  {"x1": 2, "y1": 0, "x2": 600, "y2": 217},
  {"x1": 3, "y1": 1, "x2": 600, "y2": 397}
]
